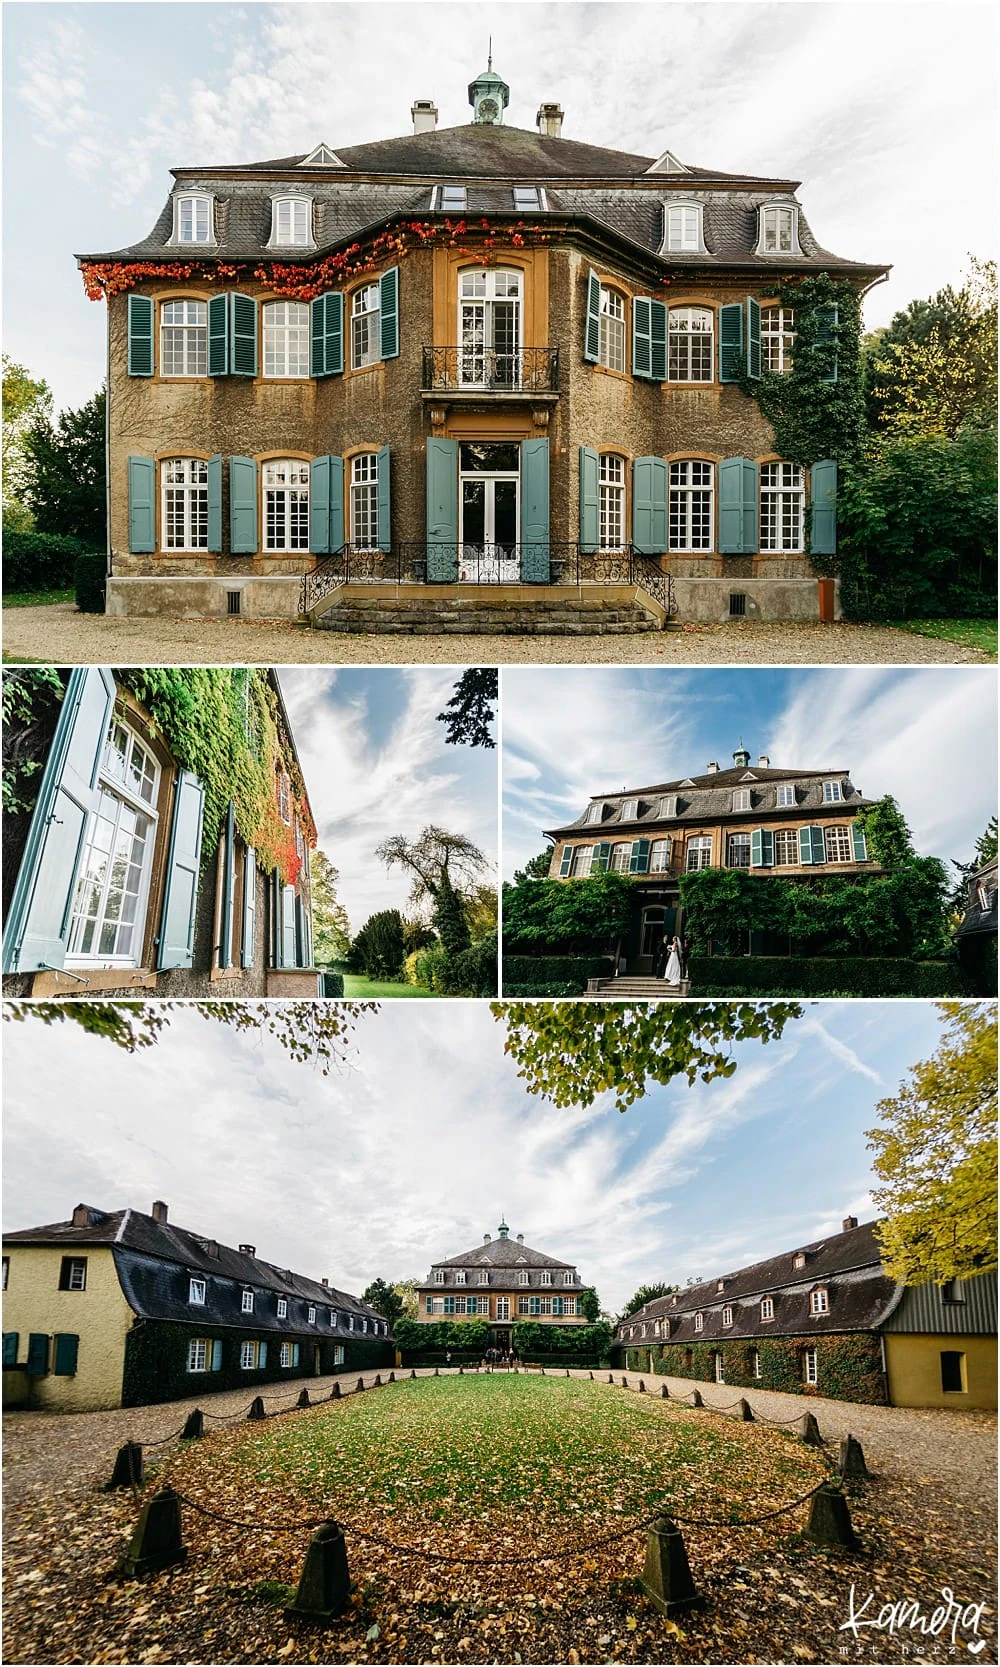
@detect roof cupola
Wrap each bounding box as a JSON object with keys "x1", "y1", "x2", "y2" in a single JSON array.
[
  {"x1": 469, "y1": 50, "x2": 509, "y2": 125},
  {"x1": 497, "y1": 1219, "x2": 510, "y2": 1239},
  {"x1": 732, "y1": 743, "x2": 751, "y2": 769}
]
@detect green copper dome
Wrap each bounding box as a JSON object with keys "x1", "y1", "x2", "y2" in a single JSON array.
[{"x1": 468, "y1": 60, "x2": 510, "y2": 125}]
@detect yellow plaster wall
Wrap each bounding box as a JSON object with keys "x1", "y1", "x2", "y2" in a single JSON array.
[
  {"x1": 2, "y1": 1245, "x2": 135, "y2": 1410},
  {"x1": 884, "y1": 1333, "x2": 998, "y2": 1409}
]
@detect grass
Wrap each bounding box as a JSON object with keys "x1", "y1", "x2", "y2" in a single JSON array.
[
  {"x1": 341, "y1": 973, "x2": 446, "y2": 998},
  {"x1": 890, "y1": 616, "x2": 997, "y2": 655},
  {"x1": 2, "y1": 587, "x2": 75, "y2": 609}
]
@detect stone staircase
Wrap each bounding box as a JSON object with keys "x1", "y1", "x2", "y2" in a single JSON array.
[
  {"x1": 585, "y1": 976, "x2": 690, "y2": 998},
  {"x1": 310, "y1": 582, "x2": 665, "y2": 634}
]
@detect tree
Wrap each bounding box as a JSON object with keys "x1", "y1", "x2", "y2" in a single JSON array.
[
  {"x1": 2, "y1": 357, "x2": 51, "y2": 529},
  {"x1": 2, "y1": 1000, "x2": 373, "y2": 1069},
  {"x1": 402, "y1": 917, "x2": 436, "y2": 956},
  {"x1": 512, "y1": 849, "x2": 554, "y2": 885},
  {"x1": 619, "y1": 1282, "x2": 678, "y2": 1320},
  {"x1": 865, "y1": 259, "x2": 998, "y2": 439},
  {"x1": 436, "y1": 668, "x2": 497, "y2": 748},
  {"x1": 350, "y1": 910, "x2": 405, "y2": 980},
  {"x1": 432, "y1": 867, "x2": 471, "y2": 957},
  {"x1": 578, "y1": 1287, "x2": 601, "y2": 1322},
  {"x1": 502, "y1": 871, "x2": 635, "y2": 955},
  {"x1": 491, "y1": 1002, "x2": 801, "y2": 1111},
  {"x1": 948, "y1": 816, "x2": 998, "y2": 914},
  {"x1": 362, "y1": 1277, "x2": 405, "y2": 1328},
  {"x1": 463, "y1": 882, "x2": 499, "y2": 941},
  {"x1": 375, "y1": 825, "x2": 491, "y2": 906},
  {"x1": 390, "y1": 1279, "x2": 421, "y2": 1321},
  {"x1": 23, "y1": 388, "x2": 107, "y2": 544},
  {"x1": 309, "y1": 851, "x2": 351, "y2": 964},
  {"x1": 867, "y1": 1003, "x2": 997, "y2": 1283}
]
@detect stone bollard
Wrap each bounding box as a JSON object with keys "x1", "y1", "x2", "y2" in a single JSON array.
[
  {"x1": 690, "y1": 1389, "x2": 703, "y2": 1408},
  {"x1": 638, "y1": 1517, "x2": 702, "y2": 1615},
  {"x1": 434, "y1": 1367, "x2": 439, "y2": 1376},
  {"x1": 565, "y1": 1368, "x2": 570, "y2": 1378},
  {"x1": 607, "y1": 1373, "x2": 614, "y2": 1383},
  {"x1": 410, "y1": 1369, "x2": 417, "y2": 1380},
  {"x1": 839, "y1": 1435, "x2": 870, "y2": 1479},
  {"x1": 638, "y1": 1380, "x2": 646, "y2": 1393},
  {"x1": 798, "y1": 1411, "x2": 823, "y2": 1446},
  {"x1": 373, "y1": 1375, "x2": 381, "y2": 1387},
  {"x1": 458, "y1": 1366, "x2": 464, "y2": 1374},
  {"x1": 804, "y1": 1482, "x2": 860, "y2": 1550},
  {"x1": 660, "y1": 1384, "x2": 670, "y2": 1399},
  {"x1": 589, "y1": 1371, "x2": 594, "y2": 1381},
  {"x1": 121, "y1": 1487, "x2": 188, "y2": 1578},
  {"x1": 329, "y1": 1381, "x2": 341, "y2": 1399},
  {"x1": 355, "y1": 1378, "x2": 365, "y2": 1393},
  {"x1": 297, "y1": 1389, "x2": 311, "y2": 1409},
  {"x1": 247, "y1": 1396, "x2": 267, "y2": 1421},
  {"x1": 106, "y1": 1441, "x2": 144, "y2": 1490},
  {"x1": 621, "y1": 1375, "x2": 628, "y2": 1388},
  {"x1": 736, "y1": 1398, "x2": 754, "y2": 1422},
  {"x1": 285, "y1": 1520, "x2": 351, "y2": 1622},
  {"x1": 182, "y1": 1410, "x2": 204, "y2": 1440},
  {"x1": 388, "y1": 1372, "x2": 395, "y2": 1384}
]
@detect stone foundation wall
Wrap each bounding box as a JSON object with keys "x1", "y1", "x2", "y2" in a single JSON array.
[{"x1": 672, "y1": 577, "x2": 840, "y2": 622}]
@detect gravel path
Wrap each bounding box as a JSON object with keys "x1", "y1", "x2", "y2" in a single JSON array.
[{"x1": 3, "y1": 603, "x2": 991, "y2": 665}]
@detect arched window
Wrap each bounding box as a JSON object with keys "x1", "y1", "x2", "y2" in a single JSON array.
[
  {"x1": 263, "y1": 301, "x2": 310, "y2": 378},
  {"x1": 349, "y1": 453, "x2": 379, "y2": 547},
  {"x1": 66, "y1": 716, "x2": 160, "y2": 966},
  {"x1": 271, "y1": 197, "x2": 312, "y2": 247},
  {"x1": 160, "y1": 301, "x2": 207, "y2": 377},
  {"x1": 263, "y1": 459, "x2": 310, "y2": 551},
  {"x1": 649, "y1": 838, "x2": 670, "y2": 873},
  {"x1": 459, "y1": 267, "x2": 522, "y2": 386},
  {"x1": 599, "y1": 454, "x2": 626, "y2": 549},
  {"x1": 761, "y1": 306, "x2": 796, "y2": 373},
  {"x1": 172, "y1": 193, "x2": 214, "y2": 245},
  {"x1": 669, "y1": 460, "x2": 714, "y2": 550},
  {"x1": 598, "y1": 286, "x2": 626, "y2": 371},
  {"x1": 668, "y1": 307, "x2": 713, "y2": 382},
  {"x1": 757, "y1": 204, "x2": 800, "y2": 256},
  {"x1": 663, "y1": 202, "x2": 704, "y2": 253}
]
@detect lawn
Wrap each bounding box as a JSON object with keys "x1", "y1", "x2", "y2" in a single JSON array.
[
  {"x1": 341, "y1": 973, "x2": 446, "y2": 998},
  {"x1": 2, "y1": 587, "x2": 75, "y2": 608},
  {"x1": 891, "y1": 617, "x2": 998, "y2": 656}
]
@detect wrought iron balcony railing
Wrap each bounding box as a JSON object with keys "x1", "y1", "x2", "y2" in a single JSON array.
[{"x1": 421, "y1": 345, "x2": 559, "y2": 394}]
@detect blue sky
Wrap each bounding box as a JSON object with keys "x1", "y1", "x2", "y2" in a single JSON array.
[
  {"x1": 277, "y1": 667, "x2": 497, "y2": 933},
  {"x1": 4, "y1": 1, "x2": 995, "y2": 411},
  {"x1": 2, "y1": 1000, "x2": 946, "y2": 1313},
  {"x1": 501, "y1": 665, "x2": 998, "y2": 878}
]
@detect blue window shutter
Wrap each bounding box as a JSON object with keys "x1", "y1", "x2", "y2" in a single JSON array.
[
  {"x1": 632, "y1": 456, "x2": 667, "y2": 554},
  {"x1": 425, "y1": 438, "x2": 459, "y2": 581},
  {"x1": 810, "y1": 459, "x2": 837, "y2": 556},
  {"x1": 379, "y1": 267, "x2": 399, "y2": 360},
  {"x1": 2, "y1": 667, "x2": 115, "y2": 975},
  {"x1": 206, "y1": 455, "x2": 223, "y2": 553},
  {"x1": 798, "y1": 825, "x2": 813, "y2": 866},
  {"x1": 649, "y1": 300, "x2": 668, "y2": 381},
  {"x1": 520, "y1": 437, "x2": 550, "y2": 581},
  {"x1": 741, "y1": 459, "x2": 759, "y2": 553},
  {"x1": 746, "y1": 297, "x2": 762, "y2": 379},
  {"x1": 376, "y1": 445, "x2": 391, "y2": 552},
  {"x1": 2, "y1": 1333, "x2": 18, "y2": 1367},
  {"x1": 211, "y1": 1339, "x2": 222, "y2": 1371},
  {"x1": 282, "y1": 885, "x2": 297, "y2": 967},
  {"x1": 157, "y1": 771, "x2": 206, "y2": 969},
  {"x1": 242, "y1": 847, "x2": 257, "y2": 968},
  {"x1": 310, "y1": 455, "x2": 331, "y2": 554},
  {"x1": 53, "y1": 1334, "x2": 79, "y2": 1375},
  {"x1": 559, "y1": 846, "x2": 573, "y2": 877},
  {"x1": 258, "y1": 1340, "x2": 267, "y2": 1368},
  {"x1": 311, "y1": 292, "x2": 344, "y2": 377},
  {"x1": 629, "y1": 839, "x2": 650, "y2": 874},
  {"x1": 719, "y1": 303, "x2": 744, "y2": 382},
  {"x1": 579, "y1": 446, "x2": 600, "y2": 553},
  {"x1": 815, "y1": 304, "x2": 839, "y2": 382},
  {"x1": 810, "y1": 826, "x2": 826, "y2": 865},
  {"x1": 750, "y1": 828, "x2": 762, "y2": 867},
  {"x1": 632, "y1": 297, "x2": 652, "y2": 378},
  {"x1": 329, "y1": 455, "x2": 345, "y2": 550},
  {"x1": 229, "y1": 294, "x2": 257, "y2": 376},
  {"x1": 128, "y1": 455, "x2": 156, "y2": 553},
  {"x1": 127, "y1": 295, "x2": 154, "y2": 376},
  {"x1": 719, "y1": 457, "x2": 745, "y2": 552},
  {"x1": 219, "y1": 802, "x2": 235, "y2": 969},
  {"x1": 270, "y1": 869, "x2": 282, "y2": 966},
  {"x1": 851, "y1": 823, "x2": 868, "y2": 862},
  {"x1": 26, "y1": 1334, "x2": 49, "y2": 1376},
  {"x1": 594, "y1": 842, "x2": 611, "y2": 873},
  {"x1": 208, "y1": 294, "x2": 229, "y2": 376},
  {"x1": 584, "y1": 269, "x2": 601, "y2": 362},
  {"x1": 229, "y1": 457, "x2": 258, "y2": 553}
]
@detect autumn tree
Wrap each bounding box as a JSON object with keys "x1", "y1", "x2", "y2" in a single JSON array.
[
  {"x1": 619, "y1": 1281, "x2": 678, "y2": 1319},
  {"x1": 2, "y1": 357, "x2": 51, "y2": 529},
  {"x1": 436, "y1": 668, "x2": 497, "y2": 748},
  {"x1": 309, "y1": 850, "x2": 351, "y2": 964},
  {"x1": 2, "y1": 1000, "x2": 373, "y2": 1068},
  {"x1": 864, "y1": 259, "x2": 998, "y2": 439},
  {"x1": 362, "y1": 1277, "x2": 406, "y2": 1328},
  {"x1": 867, "y1": 1002, "x2": 998, "y2": 1283}
]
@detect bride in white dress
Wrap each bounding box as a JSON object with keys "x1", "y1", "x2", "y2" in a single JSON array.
[{"x1": 664, "y1": 936, "x2": 683, "y2": 985}]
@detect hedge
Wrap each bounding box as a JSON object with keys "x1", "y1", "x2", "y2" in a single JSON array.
[
  {"x1": 688, "y1": 955, "x2": 972, "y2": 997},
  {"x1": 320, "y1": 971, "x2": 345, "y2": 997},
  {"x1": 502, "y1": 955, "x2": 614, "y2": 995},
  {"x1": 74, "y1": 552, "x2": 107, "y2": 613},
  {"x1": 3, "y1": 530, "x2": 102, "y2": 594}
]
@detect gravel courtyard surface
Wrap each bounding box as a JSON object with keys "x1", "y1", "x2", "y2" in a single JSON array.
[
  {"x1": 3, "y1": 1368, "x2": 996, "y2": 1665},
  {"x1": 2, "y1": 603, "x2": 992, "y2": 665}
]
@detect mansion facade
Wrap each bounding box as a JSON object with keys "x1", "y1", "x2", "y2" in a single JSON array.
[
  {"x1": 416, "y1": 1221, "x2": 593, "y2": 1352},
  {"x1": 79, "y1": 62, "x2": 887, "y2": 629}
]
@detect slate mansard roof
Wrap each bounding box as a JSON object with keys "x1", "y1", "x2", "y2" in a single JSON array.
[
  {"x1": 78, "y1": 120, "x2": 887, "y2": 280},
  {"x1": 547, "y1": 764, "x2": 872, "y2": 839},
  {"x1": 4, "y1": 1205, "x2": 388, "y2": 1338},
  {"x1": 418, "y1": 1229, "x2": 586, "y2": 1289},
  {"x1": 616, "y1": 1220, "x2": 899, "y2": 1344}
]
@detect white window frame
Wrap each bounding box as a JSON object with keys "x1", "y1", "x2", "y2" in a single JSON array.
[
  {"x1": 573, "y1": 845, "x2": 593, "y2": 877},
  {"x1": 659, "y1": 795, "x2": 678, "y2": 819},
  {"x1": 715, "y1": 1351, "x2": 725, "y2": 1383},
  {"x1": 161, "y1": 456, "x2": 210, "y2": 550},
  {"x1": 752, "y1": 1348, "x2": 762, "y2": 1379},
  {"x1": 455, "y1": 1270, "x2": 467, "y2": 1285},
  {"x1": 270, "y1": 196, "x2": 313, "y2": 248},
  {"x1": 757, "y1": 204, "x2": 801, "y2": 257},
  {"x1": 773, "y1": 828, "x2": 798, "y2": 866},
  {"x1": 810, "y1": 1288, "x2": 830, "y2": 1316},
  {"x1": 649, "y1": 838, "x2": 670, "y2": 873},
  {"x1": 350, "y1": 452, "x2": 379, "y2": 547},
  {"x1": 540, "y1": 1271, "x2": 552, "y2": 1287},
  {"x1": 824, "y1": 825, "x2": 852, "y2": 864},
  {"x1": 478, "y1": 1270, "x2": 490, "y2": 1286},
  {"x1": 433, "y1": 1269, "x2": 445, "y2": 1284},
  {"x1": 438, "y1": 184, "x2": 467, "y2": 212},
  {"x1": 761, "y1": 305, "x2": 796, "y2": 373},
  {"x1": 760, "y1": 462, "x2": 804, "y2": 553},
  {"x1": 823, "y1": 780, "x2": 843, "y2": 803},
  {"x1": 662, "y1": 202, "x2": 704, "y2": 254},
  {"x1": 512, "y1": 186, "x2": 544, "y2": 212},
  {"x1": 518, "y1": 1270, "x2": 529, "y2": 1286},
  {"x1": 694, "y1": 1312, "x2": 704, "y2": 1332},
  {"x1": 263, "y1": 300, "x2": 310, "y2": 379},
  {"x1": 172, "y1": 193, "x2": 214, "y2": 246},
  {"x1": 686, "y1": 835, "x2": 713, "y2": 872},
  {"x1": 66, "y1": 716, "x2": 160, "y2": 968},
  {"x1": 241, "y1": 1289, "x2": 254, "y2": 1314},
  {"x1": 240, "y1": 1340, "x2": 258, "y2": 1370},
  {"x1": 668, "y1": 306, "x2": 714, "y2": 383},
  {"x1": 160, "y1": 301, "x2": 208, "y2": 378},
  {"x1": 732, "y1": 788, "x2": 751, "y2": 812},
  {"x1": 280, "y1": 1341, "x2": 293, "y2": 1368},
  {"x1": 307, "y1": 1305, "x2": 316, "y2": 1323},
  {"x1": 263, "y1": 459, "x2": 310, "y2": 552},
  {"x1": 776, "y1": 784, "x2": 796, "y2": 808},
  {"x1": 276, "y1": 1297, "x2": 287, "y2": 1318},
  {"x1": 721, "y1": 1305, "x2": 733, "y2": 1327},
  {"x1": 189, "y1": 1278, "x2": 206, "y2": 1306},
  {"x1": 586, "y1": 803, "x2": 604, "y2": 824},
  {"x1": 351, "y1": 283, "x2": 382, "y2": 369},
  {"x1": 458, "y1": 267, "x2": 522, "y2": 387},
  {"x1": 598, "y1": 453, "x2": 626, "y2": 550},
  {"x1": 563, "y1": 1271, "x2": 574, "y2": 1286},
  {"x1": 793, "y1": 1253, "x2": 806, "y2": 1270},
  {"x1": 187, "y1": 1337, "x2": 209, "y2": 1372},
  {"x1": 669, "y1": 460, "x2": 714, "y2": 551},
  {"x1": 804, "y1": 1345, "x2": 818, "y2": 1385},
  {"x1": 620, "y1": 798, "x2": 638, "y2": 822},
  {"x1": 760, "y1": 1296, "x2": 775, "y2": 1321},
  {"x1": 727, "y1": 831, "x2": 751, "y2": 869},
  {"x1": 598, "y1": 286, "x2": 626, "y2": 373},
  {"x1": 333, "y1": 1343, "x2": 345, "y2": 1365}
]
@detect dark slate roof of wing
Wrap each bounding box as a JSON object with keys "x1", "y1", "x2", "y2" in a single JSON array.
[{"x1": 547, "y1": 767, "x2": 871, "y2": 837}]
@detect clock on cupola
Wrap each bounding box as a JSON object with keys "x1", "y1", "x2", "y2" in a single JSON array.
[{"x1": 468, "y1": 55, "x2": 510, "y2": 125}]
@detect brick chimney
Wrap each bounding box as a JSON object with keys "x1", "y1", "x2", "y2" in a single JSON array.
[
  {"x1": 321, "y1": 1277, "x2": 329, "y2": 1287},
  {"x1": 842, "y1": 1215, "x2": 859, "y2": 1232},
  {"x1": 411, "y1": 99, "x2": 438, "y2": 134},
  {"x1": 758, "y1": 755, "x2": 770, "y2": 768},
  {"x1": 238, "y1": 1242, "x2": 256, "y2": 1256},
  {"x1": 536, "y1": 102, "x2": 564, "y2": 138},
  {"x1": 151, "y1": 1200, "x2": 168, "y2": 1224}
]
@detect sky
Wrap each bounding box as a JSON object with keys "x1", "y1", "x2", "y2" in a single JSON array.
[
  {"x1": 277, "y1": 666, "x2": 497, "y2": 934},
  {"x1": 501, "y1": 664, "x2": 998, "y2": 878},
  {"x1": 3, "y1": 1, "x2": 996, "y2": 412},
  {"x1": 2, "y1": 999, "x2": 946, "y2": 1314}
]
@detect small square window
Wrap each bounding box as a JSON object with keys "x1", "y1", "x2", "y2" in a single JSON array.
[
  {"x1": 189, "y1": 1278, "x2": 206, "y2": 1306},
  {"x1": 439, "y1": 185, "x2": 467, "y2": 212},
  {"x1": 59, "y1": 1258, "x2": 88, "y2": 1292},
  {"x1": 513, "y1": 186, "x2": 542, "y2": 211}
]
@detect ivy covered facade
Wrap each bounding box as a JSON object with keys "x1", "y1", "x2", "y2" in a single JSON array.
[{"x1": 1, "y1": 667, "x2": 318, "y2": 997}]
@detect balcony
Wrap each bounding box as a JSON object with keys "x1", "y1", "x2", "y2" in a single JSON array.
[{"x1": 421, "y1": 345, "x2": 559, "y2": 399}]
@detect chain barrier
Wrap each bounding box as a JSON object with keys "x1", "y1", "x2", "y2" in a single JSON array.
[{"x1": 142, "y1": 1423, "x2": 191, "y2": 1448}]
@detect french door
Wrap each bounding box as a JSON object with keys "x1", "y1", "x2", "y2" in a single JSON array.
[
  {"x1": 459, "y1": 442, "x2": 520, "y2": 581},
  {"x1": 459, "y1": 269, "x2": 522, "y2": 387}
]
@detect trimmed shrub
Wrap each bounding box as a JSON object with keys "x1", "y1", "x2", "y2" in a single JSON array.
[
  {"x1": 688, "y1": 955, "x2": 971, "y2": 997},
  {"x1": 439, "y1": 933, "x2": 498, "y2": 997},
  {"x1": 403, "y1": 949, "x2": 422, "y2": 985},
  {"x1": 74, "y1": 551, "x2": 106, "y2": 613},
  {"x1": 503, "y1": 982, "x2": 588, "y2": 998},
  {"x1": 414, "y1": 942, "x2": 450, "y2": 991},
  {"x1": 321, "y1": 971, "x2": 344, "y2": 997},
  {"x1": 3, "y1": 531, "x2": 100, "y2": 594},
  {"x1": 502, "y1": 955, "x2": 614, "y2": 995}
]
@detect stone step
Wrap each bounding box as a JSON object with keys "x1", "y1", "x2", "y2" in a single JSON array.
[
  {"x1": 311, "y1": 586, "x2": 665, "y2": 635},
  {"x1": 587, "y1": 978, "x2": 689, "y2": 997}
]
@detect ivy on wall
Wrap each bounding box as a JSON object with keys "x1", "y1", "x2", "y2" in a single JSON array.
[
  {"x1": 623, "y1": 1334, "x2": 887, "y2": 1404},
  {"x1": 2, "y1": 668, "x2": 65, "y2": 816}
]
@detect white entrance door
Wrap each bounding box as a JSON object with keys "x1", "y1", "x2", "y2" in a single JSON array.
[{"x1": 459, "y1": 442, "x2": 520, "y2": 581}]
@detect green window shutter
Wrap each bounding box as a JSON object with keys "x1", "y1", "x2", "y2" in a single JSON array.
[
  {"x1": 329, "y1": 454, "x2": 345, "y2": 550},
  {"x1": 815, "y1": 304, "x2": 838, "y2": 382},
  {"x1": 127, "y1": 295, "x2": 154, "y2": 376},
  {"x1": 229, "y1": 294, "x2": 257, "y2": 376},
  {"x1": 425, "y1": 438, "x2": 459, "y2": 581},
  {"x1": 579, "y1": 446, "x2": 600, "y2": 554},
  {"x1": 157, "y1": 771, "x2": 206, "y2": 969},
  {"x1": 258, "y1": 1340, "x2": 267, "y2": 1368},
  {"x1": 310, "y1": 292, "x2": 344, "y2": 377},
  {"x1": 760, "y1": 828, "x2": 774, "y2": 867},
  {"x1": 810, "y1": 826, "x2": 826, "y2": 864},
  {"x1": 798, "y1": 825, "x2": 813, "y2": 866},
  {"x1": 26, "y1": 1334, "x2": 49, "y2": 1376},
  {"x1": 211, "y1": 1339, "x2": 223, "y2": 1371},
  {"x1": 719, "y1": 303, "x2": 744, "y2": 382},
  {"x1": 208, "y1": 294, "x2": 229, "y2": 376},
  {"x1": 376, "y1": 445, "x2": 391, "y2": 553},
  {"x1": 379, "y1": 267, "x2": 399, "y2": 360},
  {"x1": 2, "y1": 1333, "x2": 19, "y2": 1367},
  {"x1": 649, "y1": 299, "x2": 667, "y2": 382},
  {"x1": 219, "y1": 802, "x2": 236, "y2": 969},
  {"x1": 128, "y1": 455, "x2": 156, "y2": 553},
  {"x1": 629, "y1": 839, "x2": 651, "y2": 874},
  {"x1": 520, "y1": 437, "x2": 550, "y2": 580},
  {"x1": 2, "y1": 667, "x2": 115, "y2": 975},
  {"x1": 851, "y1": 822, "x2": 868, "y2": 862},
  {"x1": 310, "y1": 455, "x2": 332, "y2": 554},
  {"x1": 53, "y1": 1334, "x2": 79, "y2": 1376},
  {"x1": 593, "y1": 842, "x2": 612, "y2": 873},
  {"x1": 632, "y1": 456, "x2": 668, "y2": 554},
  {"x1": 584, "y1": 268, "x2": 602, "y2": 362},
  {"x1": 559, "y1": 846, "x2": 573, "y2": 877},
  {"x1": 633, "y1": 297, "x2": 653, "y2": 378},
  {"x1": 746, "y1": 297, "x2": 761, "y2": 379},
  {"x1": 810, "y1": 459, "x2": 837, "y2": 556},
  {"x1": 242, "y1": 847, "x2": 257, "y2": 968},
  {"x1": 750, "y1": 828, "x2": 762, "y2": 867},
  {"x1": 718, "y1": 457, "x2": 746, "y2": 553},
  {"x1": 229, "y1": 457, "x2": 258, "y2": 553},
  {"x1": 206, "y1": 455, "x2": 223, "y2": 553},
  {"x1": 282, "y1": 884, "x2": 297, "y2": 966},
  {"x1": 742, "y1": 458, "x2": 759, "y2": 553}
]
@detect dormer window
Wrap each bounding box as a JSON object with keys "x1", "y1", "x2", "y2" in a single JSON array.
[
  {"x1": 670, "y1": 1293, "x2": 677, "y2": 1305},
  {"x1": 793, "y1": 1253, "x2": 806, "y2": 1270},
  {"x1": 173, "y1": 193, "x2": 214, "y2": 245},
  {"x1": 189, "y1": 1278, "x2": 206, "y2": 1305},
  {"x1": 732, "y1": 789, "x2": 751, "y2": 812},
  {"x1": 776, "y1": 784, "x2": 796, "y2": 807},
  {"x1": 540, "y1": 1271, "x2": 552, "y2": 1287},
  {"x1": 276, "y1": 1297, "x2": 287, "y2": 1318},
  {"x1": 438, "y1": 185, "x2": 467, "y2": 212},
  {"x1": 757, "y1": 204, "x2": 800, "y2": 256},
  {"x1": 721, "y1": 1305, "x2": 733, "y2": 1326},
  {"x1": 563, "y1": 1270, "x2": 574, "y2": 1285},
  {"x1": 823, "y1": 780, "x2": 843, "y2": 803},
  {"x1": 433, "y1": 1269, "x2": 445, "y2": 1284},
  {"x1": 271, "y1": 197, "x2": 312, "y2": 247},
  {"x1": 241, "y1": 1289, "x2": 254, "y2": 1313},
  {"x1": 760, "y1": 1296, "x2": 775, "y2": 1321},
  {"x1": 810, "y1": 1288, "x2": 829, "y2": 1316},
  {"x1": 518, "y1": 1270, "x2": 529, "y2": 1285},
  {"x1": 586, "y1": 803, "x2": 604, "y2": 824},
  {"x1": 620, "y1": 799, "x2": 638, "y2": 821},
  {"x1": 478, "y1": 1270, "x2": 490, "y2": 1285},
  {"x1": 716, "y1": 1279, "x2": 725, "y2": 1292},
  {"x1": 663, "y1": 202, "x2": 704, "y2": 253},
  {"x1": 658, "y1": 795, "x2": 677, "y2": 819},
  {"x1": 694, "y1": 1312, "x2": 704, "y2": 1332},
  {"x1": 455, "y1": 1270, "x2": 467, "y2": 1285},
  {"x1": 513, "y1": 186, "x2": 543, "y2": 211},
  {"x1": 307, "y1": 1304, "x2": 317, "y2": 1323}
]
